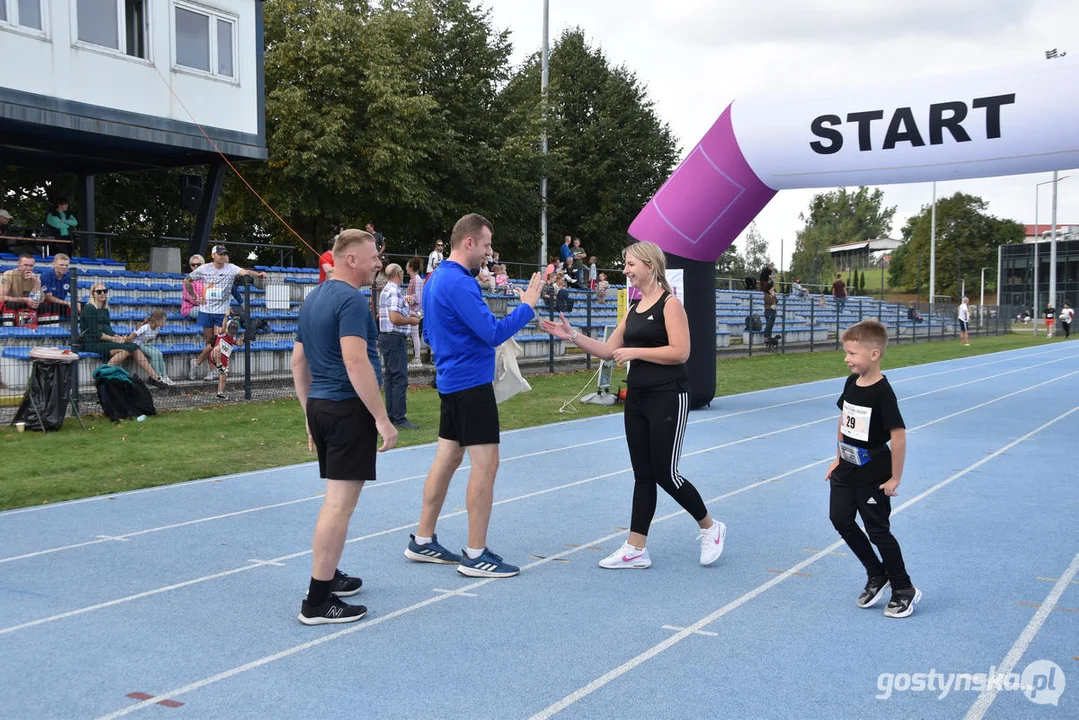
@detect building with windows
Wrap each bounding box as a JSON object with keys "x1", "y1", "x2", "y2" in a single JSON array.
[
  {"x1": 0, "y1": 0, "x2": 265, "y2": 256},
  {"x1": 998, "y1": 238, "x2": 1079, "y2": 311}
]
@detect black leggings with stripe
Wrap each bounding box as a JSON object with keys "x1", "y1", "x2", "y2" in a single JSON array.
[{"x1": 624, "y1": 387, "x2": 708, "y2": 536}]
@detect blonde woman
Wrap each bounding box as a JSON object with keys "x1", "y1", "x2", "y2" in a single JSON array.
[
  {"x1": 541, "y1": 241, "x2": 727, "y2": 569},
  {"x1": 79, "y1": 282, "x2": 167, "y2": 387}
]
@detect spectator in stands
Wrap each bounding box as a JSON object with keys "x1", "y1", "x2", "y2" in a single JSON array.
[
  {"x1": 563, "y1": 258, "x2": 576, "y2": 285},
  {"x1": 571, "y1": 238, "x2": 587, "y2": 279},
  {"x1": 45, "y1": 198, "x2": 78, "y2": 239},
  {"x1": 365, "y1": 223, "x2": 386, "y2": 254},
  {"x1": 0, "y1": 253, "x2": 41, "y2": 326},
  {"x1": 596, "y1": 272, "x2": 611, "y2": 303},
  {"x1": 80, "y1": 282, "x2": 167, "y2": 387},
  {"x1": 540, "y1": 276, "x2": 558, "y2": 310},
  {"x1": 477, "y1": 263, "x2": 496, "y2": 293},
  {"x1": 489, "y1": 250, "x2": 500, "y2": 273},
  {"x1": 427, "y1": 239, "x2": 444, "y2": 276},
  {"x1": 588, "y1": 256, "x2": 598, "y2": 290},
  {"x1": 378, "y1": 263, "x2": 420, "y2": 429},
  {"x1": 555, "y1": 274, "x2": 574, "y2": 313},
  {"x1": 132, "y1": 310, "x2": 173, "y2": 386},
  {"x1": 181, "y1": 255, "x2": 205, "y2": 321},
  {"x1": 907, "y1": 302, "x2": 923, "y2": 323},
  {"x1": 832, "y1": 273, "x2": 848, "y2": 312},
  {"x1": 38, "y1": 253, "x2": 72, "y2": 325},
  {"x1": 544, "y1": 255, "x2": 558, "y2": 282},
  {"x1": 791, "y1": 277, "x2": 809, "y2": 299},
  {"x1": 0, "y1": 209, "x2": 18, "y2": 240},
  {"x1": 319, "y1": 234, "x2": 336, "y2": 284},
  {"x1": 184, "y1": 245, "x2": 266, "y2": 381},
  {"x1": 494, "y1": 264, "x2": 511, "y2": 295},
  {"x1": 763, "y1": 283, "x2": 778, "y2": 338},
  {"x1": 759, "y1": 263, "x2": 775, "y2": 290},
  {"x1": 406, "y1": 256, "x2": 425, "y2": 366},
  {"x1": 560, "y1": 235, "x2": 573, "y2": 265}
]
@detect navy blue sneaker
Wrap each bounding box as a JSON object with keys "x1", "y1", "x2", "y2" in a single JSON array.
[
  {"x1": 404, "y1": 534, "x2": 462, "y2": 565},
  {"x1": 457, "y1": 547, "x2": 520, "y2": 578}
]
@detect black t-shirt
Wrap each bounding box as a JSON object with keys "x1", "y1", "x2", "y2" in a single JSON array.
[
  {"x1": 833, "y1": 374, "x2": 905, "y2": 483},
  {"x1": 623, "y1": 292, "x2": 689, "y2": 392},
  {"x1": 1045, "y1": 306, "x2": 1055, "y2": 320}
]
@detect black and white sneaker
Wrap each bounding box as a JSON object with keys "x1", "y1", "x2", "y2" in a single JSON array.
[
  {"x1": 331, "y1": 569, "x2": 363, "y2": 597},
  {"x1": 297, "y1": 594, "x2": 367, "y2": 626},
  {"x1": 884, "y1": 587, "x2": 922, "y2": 618},
  {"x1": 856, "y1": 575, "x2": 890, "y2": 608}
]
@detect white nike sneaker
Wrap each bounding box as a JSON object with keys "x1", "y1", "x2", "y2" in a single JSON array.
[
  {"x1": 698, "y1": 520, "x2": 727, "y2": 566},
  {"x1": 599, "y1": 542, "x2": 651, "y2": 569}
]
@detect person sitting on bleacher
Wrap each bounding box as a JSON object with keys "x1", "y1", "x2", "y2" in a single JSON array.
[
  {"x1": 0, "y1": 253, "x2": 41, "y2": 327},
  {"x1": 907, "y1": 302, "x2": 923, "y2": 323},
  {"x1": 555, "y1": 274, "x2": 574, "y2": 313},
  {"x1": 595, "y1": 273, "x2": 611, "y2": 303},
  {"x1": 476, "y1": 263, "x2": 496, "y2": 293},
  {"x1": 39, "y1": 253, "x2": 72, "y2": 326},
  {"x1": 132, "y1": 310, "x2": 174, "y2": 385},
  {"x1": 45, "y1": 198, "x2": 78, "y2": 239},
  {"x1": 79, "y1": 282, "x2": 168, "y2": 388},
  {"x1": 791, "y1": 277, "x2": 809, "y2": 299}
]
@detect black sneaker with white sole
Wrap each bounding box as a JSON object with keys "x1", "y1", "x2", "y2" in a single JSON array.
[
  {"x1": 297, "y1": 594, "x2": 367, "y2": 626},
  {"x1": 884, "y1": 587, "x2": 922, "y2": 618},
  {"x1": 856, "y1": 575, "x2": 890, "y2": 608},
  {"x1": 331, "y1": 569, "x2": 362, "y2": 597}
]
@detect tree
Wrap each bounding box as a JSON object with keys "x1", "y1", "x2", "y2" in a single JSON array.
[
  {"x1": 500, "y1": 29, "x2": 680, "y2": 267},
  {"x1": 741, "y1": 222, "x2": 771, "y2": 277},
  {"x1": 791, "y1": 186, "x2": 896, "y2": 287},
  {"x1": 715, "y1": 242, "x2": 747, "y2": 279},
  {"x1": 888, "y1": 192, "x2": 1024, "y2": 300}
]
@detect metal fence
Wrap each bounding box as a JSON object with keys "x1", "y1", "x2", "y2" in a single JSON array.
[{"x1": 1, "y1": 261, "x2": 1019, "y2": 428}]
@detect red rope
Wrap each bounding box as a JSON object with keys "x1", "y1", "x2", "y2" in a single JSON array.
[{"x1": 151, "y1": 65, "x2": 317, "y2": 256}]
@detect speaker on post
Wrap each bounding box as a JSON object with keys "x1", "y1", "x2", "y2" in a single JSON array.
[{"x1": 180, "y1": 174, "x2": 204, "y2": 213}]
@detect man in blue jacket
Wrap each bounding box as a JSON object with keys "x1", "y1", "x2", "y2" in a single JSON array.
[{"x1": 404, "y1": 213, "x2": 543, "y2": 577}]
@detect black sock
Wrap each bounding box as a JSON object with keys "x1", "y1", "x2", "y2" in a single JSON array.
[{"x1": 308, "y1": 577, "x2": 334, "y2": 606}]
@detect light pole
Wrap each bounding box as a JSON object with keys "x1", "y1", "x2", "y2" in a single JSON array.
[
  {"x1": 980, "y1": 265, "x2": 992, "y2": 327},
  {"x1": 538, "y1": 0, "x2": 550, "y2": 270},
  {"x1": 929, "y1": 181, "x2": 937, "y2": 311},
  {"x1": 1034, "y1": 174, "x2": 1069, "y2": 336}
]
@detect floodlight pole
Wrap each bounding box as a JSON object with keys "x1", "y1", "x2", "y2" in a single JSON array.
[{"x1": 539, "y1": 0, "x2": 550, "y2": 270}]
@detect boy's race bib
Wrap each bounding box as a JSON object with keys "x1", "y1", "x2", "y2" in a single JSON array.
[
  {"x1": 219, "y1": 339, "x2": 233, "y2": 358},
  {"x1": 840, "y1": 401, "x2": 871, "y2": 442}
]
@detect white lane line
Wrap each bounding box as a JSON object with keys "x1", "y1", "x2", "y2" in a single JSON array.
[
  {"x1": 4, "y1": 342, "x2": 1067, "y2": 518},
  {"x1": 527, "y1": 405, "x2": 1079, "y2": 720},
  {"x1": 94, "y1": 404, "x2": 1079, "y2": 720},
  {"x1": 7, "y1": 349, "x2": 1071, "y2": 566},
  {"x1": 661, "y1": 625, "x2": 718, "y2": 637},
  {"x1": 964, "y1": 552, "x2": 1079, "y2": 720},
  {"x1": 2, "y1": 368, "x2": 1071, "y2": 634}
]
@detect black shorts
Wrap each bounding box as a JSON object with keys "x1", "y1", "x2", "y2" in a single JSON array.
[
  {"x1": 959, "y1": 320, "x2": 969, "y2": 331},
  {"x1": 306, "y1": 397, "x2": 377, "y2": 481},
  {"x1": 438, "y1": 383, "x2": 500, "y2": 447}
]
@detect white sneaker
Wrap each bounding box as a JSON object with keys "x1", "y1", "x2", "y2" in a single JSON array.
[
  {"x1": 598, "y1": 542, "x2": 651, "y2": 569},
  {"x1": 160, "y1": 376, "x2": 175, "y2": 386},
  {"x1": 698, "y1": 520, "x2": 727, "y2": 566},
  {"x1": 188, "y1": 358, "x2": 199, "y2": 380}
]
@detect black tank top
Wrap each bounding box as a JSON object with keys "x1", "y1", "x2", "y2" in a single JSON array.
[{"x1": 623, "y1": 291, "x2": 690, "y2": 391}]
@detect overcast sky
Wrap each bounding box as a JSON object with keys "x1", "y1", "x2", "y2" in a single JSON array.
[{"x1": 483, "y1": 0, "x2": 1078, "y2": 268}]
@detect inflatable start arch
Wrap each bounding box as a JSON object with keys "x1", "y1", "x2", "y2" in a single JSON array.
[{"x1": 629, "y1": 58, "x2": 1079, "y2": 408}]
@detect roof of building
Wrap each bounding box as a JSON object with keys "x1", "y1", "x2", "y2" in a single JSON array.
[{"x1": 828, "y1": 238, "x2": 903, "y2": 253}]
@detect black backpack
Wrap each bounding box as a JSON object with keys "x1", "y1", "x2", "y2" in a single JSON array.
[{"x1": 745, "y1": 313, "x2": 762, "y2": 331}]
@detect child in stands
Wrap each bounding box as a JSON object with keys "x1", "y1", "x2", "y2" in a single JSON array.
[
  {"x1": 132, "y1": 310, "x2": 173, "y2": 385},
  {"x1": 210, "y1": 316, "x2": 244, "y2": 400}
]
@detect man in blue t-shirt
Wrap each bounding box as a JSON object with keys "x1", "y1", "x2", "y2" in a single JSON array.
[
  {"x1": 403, "y1": 213, "x2": 543, "y2": 578},
  {"x1": 39, "y1": 253, "x2": 72, "y2": 325},
  {"x1": 292, "y1": 229, "x2": 397, "y2": 627}
]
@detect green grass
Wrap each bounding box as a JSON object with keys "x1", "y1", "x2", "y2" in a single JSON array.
[{"x1": 0, "y1": 333, "x2": 1045, "y2": 510}]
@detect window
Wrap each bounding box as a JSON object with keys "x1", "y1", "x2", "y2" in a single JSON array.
[
  {"x1": 75, "y1": 0, "x2": 148, "y2": 59},
  {"x1": 174, "y1": 2, "x2": 235, "y2": 79},
  {"x1": 0, "y1": 0, "x2": 43, "y2": 31}
]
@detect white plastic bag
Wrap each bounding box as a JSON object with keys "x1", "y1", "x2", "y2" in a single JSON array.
[{"x1": 493, "y1": 338, "x2": 531, "y2": 404}]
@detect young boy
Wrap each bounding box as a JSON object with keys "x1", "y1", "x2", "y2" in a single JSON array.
[
  {"x1": 825, "y1": 320, "x2": 920, "y2": 618},
  {"x1": 210, "y1": 316, "x2": 244, "y2": 400}
]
